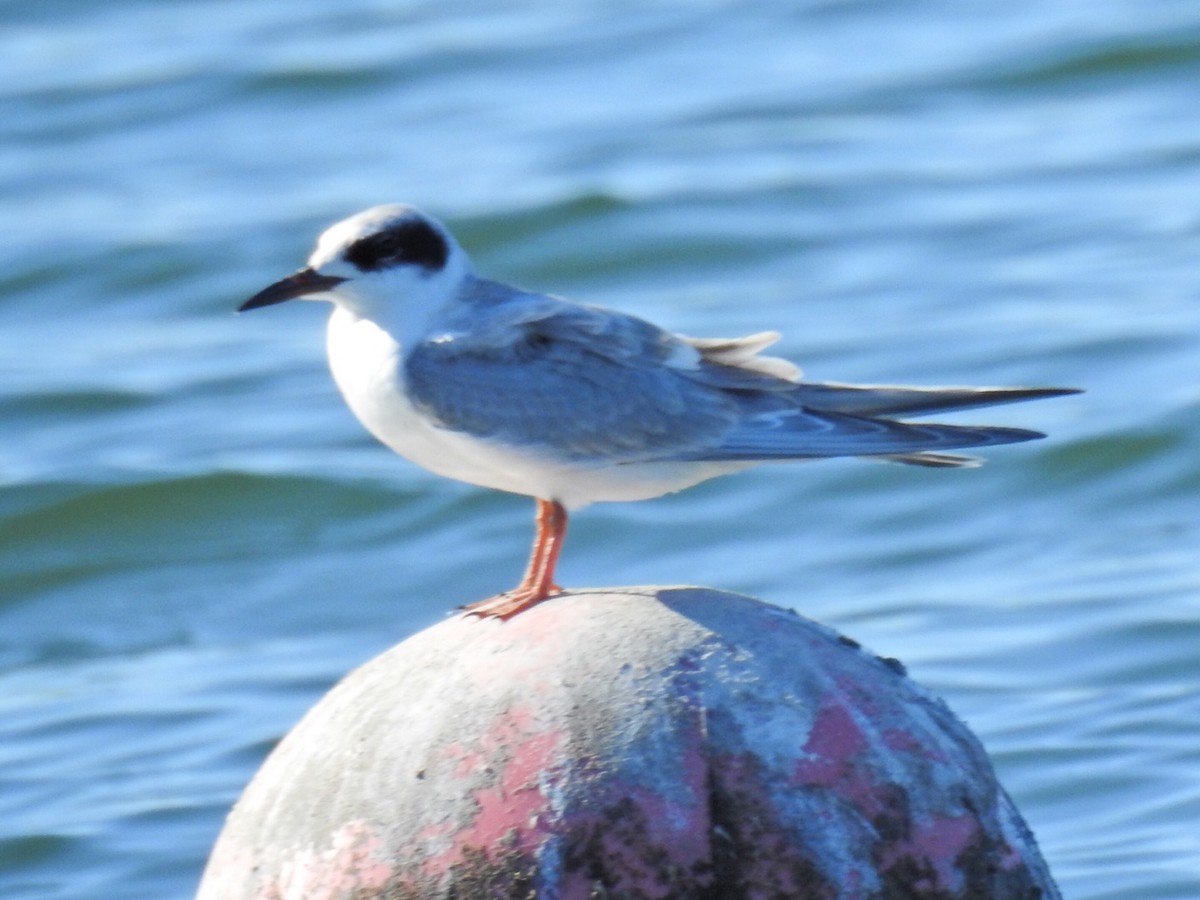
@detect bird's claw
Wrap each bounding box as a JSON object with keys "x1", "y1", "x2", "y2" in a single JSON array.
[{"x1": 461, "y1": 584, "x2": 563, "y2": 621}]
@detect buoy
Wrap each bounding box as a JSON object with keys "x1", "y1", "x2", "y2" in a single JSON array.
[{"x1": 198, "y1": 587, "x2": 1059, "y2": 899}]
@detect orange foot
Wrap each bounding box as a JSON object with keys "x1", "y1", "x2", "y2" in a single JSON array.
[
  {"x1": 461, "y1": 584, "x2": 563, "y2": 620},
  {"x1": 463, "y1": 498, "x2": 569, "y2": 621}
]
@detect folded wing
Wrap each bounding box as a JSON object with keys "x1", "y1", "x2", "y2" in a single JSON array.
[{"x1": 405, "y1": 291, "x2": 1074, "y2": 467}]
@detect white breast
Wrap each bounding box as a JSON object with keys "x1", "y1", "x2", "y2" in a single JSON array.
[{"x1": 324, "y1": 307, "x2": 747, "y2": 508}]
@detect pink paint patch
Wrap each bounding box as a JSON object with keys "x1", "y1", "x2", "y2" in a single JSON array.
[
  {"x1": 441, "y1": 744, "x2": 486, "y2": 779},
  {"x1": 919, "y1": 813, "x2": 980, "y2": 863},
  {"x1": 790, "y1": 702, "x2": 890, "y2": 820},
  {"x1": 440, "y1": 706, "x2": 540, "y2": 778},
  {"x1": 421, "y1": 715, "x2": 565, "y2": 879},
  {"x1": 881, "y1": 727, "x2": 945, "y2": 762},
  {"x1": 802, "y1": 702, "x2": 868, "y2": 763}
]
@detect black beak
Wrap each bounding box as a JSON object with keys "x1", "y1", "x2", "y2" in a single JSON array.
[{"x1": 238, "y1": 268, "x2": 348, "y2": 312}]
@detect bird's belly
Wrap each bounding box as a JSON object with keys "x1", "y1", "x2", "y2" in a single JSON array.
[{"x1": 326, "y1": 311, "x2": 749, "y2": 507}]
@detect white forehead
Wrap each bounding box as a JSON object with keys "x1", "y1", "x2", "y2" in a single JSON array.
[{"x1": 307, "y1": 204, "x2": 428, "y2": 269}]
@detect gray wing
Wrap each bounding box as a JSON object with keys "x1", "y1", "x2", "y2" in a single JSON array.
[
  {"x1": 404, "y1": 288, "x2": 1066, "y2": 464},
  {"x1": 403, "y1": 293, "x2": 740, "y2": 462}
]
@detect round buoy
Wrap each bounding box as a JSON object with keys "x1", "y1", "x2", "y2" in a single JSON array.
[{"x1": 198, "y1": 587, "x2": 1059, "y2": 899}]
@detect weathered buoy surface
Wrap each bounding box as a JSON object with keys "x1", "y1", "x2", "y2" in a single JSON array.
[{"x1": 197, "y1": 587, "x2": 1059, "y2": 899}]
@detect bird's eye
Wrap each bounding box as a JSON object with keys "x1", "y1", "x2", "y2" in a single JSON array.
[{"x1": 345, "y1": 219, "x2": 449, "y2": 272}]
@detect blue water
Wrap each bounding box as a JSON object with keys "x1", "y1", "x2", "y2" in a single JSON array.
[{"x1": 2, "y1": 2, "x2": 1198, "y2": 897}]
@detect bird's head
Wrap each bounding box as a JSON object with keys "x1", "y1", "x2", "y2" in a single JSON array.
[{"x1": 239, "y1": 205, "x2": 473, "y2": 322}]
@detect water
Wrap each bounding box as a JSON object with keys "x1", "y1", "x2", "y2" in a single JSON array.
[{"x1": 2, "y1": 1, "x2": 1198, "y2": 896}]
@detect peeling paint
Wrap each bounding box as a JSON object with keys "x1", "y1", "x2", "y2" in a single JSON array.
[{"x1": 197, "y1": 588, "x2": 1060, "y2": 900}]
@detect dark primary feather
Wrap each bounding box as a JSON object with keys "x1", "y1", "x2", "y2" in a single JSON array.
[
  {"x1": 665, "y1": 408, "x2": 1047, "y2": 462},
  {"x1": 782, "y1": 382, "x2": 1081, "y2": 417}
]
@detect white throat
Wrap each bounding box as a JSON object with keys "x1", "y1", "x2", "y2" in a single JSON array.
[{"x1": 324, "y1": 260, "x2": 473, "y2": 355}]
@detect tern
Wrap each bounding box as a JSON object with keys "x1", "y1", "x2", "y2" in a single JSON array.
[{"x1": 240, "y1": 204, "x2": 1076, "y2": 619}]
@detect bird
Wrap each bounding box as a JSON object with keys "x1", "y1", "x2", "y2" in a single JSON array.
[{"x1": 240, "y1": 204, "x2": 1077, "y2": 619}]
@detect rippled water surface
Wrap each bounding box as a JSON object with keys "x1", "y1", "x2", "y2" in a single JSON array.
[{"x1": 2, "y1": 2, "x2": 1198, "y2": 897}]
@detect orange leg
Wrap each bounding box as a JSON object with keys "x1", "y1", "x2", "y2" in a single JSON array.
[{"x1": 462, "y1": 498, "x2": 569, "y2": 620}]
